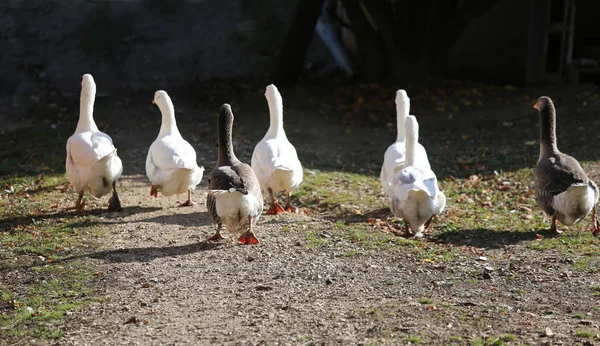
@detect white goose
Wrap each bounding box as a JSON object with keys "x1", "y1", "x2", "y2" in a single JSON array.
[
  {"x1": 380, "y1": 90, "x2": 430, "y2": 197},
  {"x1": 146, "y1": 90, "x2": 204, "y2": 206},
  {"x1": 390, "y1": 115, "x2": 445, "y2": 238},
  {"x1": 251, "y1": 84, "x2": 303, "y2": 214},
  {"x1": 66, "y1": 74, "x2": 123, "y2": 213}
]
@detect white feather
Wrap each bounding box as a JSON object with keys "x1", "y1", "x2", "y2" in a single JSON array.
[
  {"x1": 251, "y1": 84, "x2": 303, "y2": 195},
  {"x1": 380, "y1": 90, "x2": 430, "y2": 196},
  {"x1": 390, "y1": 116, "x2": 445, "y2": 237},
  {"x1": 146, "y1": 90, "x2": 204, "y2": 196},
  {"x1": 210, "y1": 190, "x2": 262, "y2": 233},
  {"x1": 553, "y1": 184, "x2": 597, "y2": 226},
  {"x1": 66, "y1": 74, "x2": 122, "y2": 197}
]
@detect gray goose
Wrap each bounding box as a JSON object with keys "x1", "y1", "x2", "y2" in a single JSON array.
[
  {"x1": 533, "y1": 96, "x2": 599, "y2": 235},
  {"x1": 206, "y1": 104, "x2": 264, "y2": 244}
]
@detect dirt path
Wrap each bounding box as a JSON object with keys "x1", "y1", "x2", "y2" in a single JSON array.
[{"x1": 3, "y1": 82, "x2": 600, "y2": 345}]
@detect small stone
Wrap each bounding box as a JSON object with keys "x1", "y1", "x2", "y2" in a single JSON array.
[
  {"x1": 247, "y1": 256, "x2": 255, "y2": 262},
  {"x1": 477, "y1": 256, "x2": 488, "y2": 261},
  {"x1": 325, "y1": 278, "x2": 333, "y2": 285},
  {"x1": 544, "y1": 327, "x2": 554, "y2": 337}
]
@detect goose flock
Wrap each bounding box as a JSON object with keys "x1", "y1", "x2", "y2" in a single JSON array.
[{"x1": 65, "y1": 74, "x2": 600, "y2": 244}]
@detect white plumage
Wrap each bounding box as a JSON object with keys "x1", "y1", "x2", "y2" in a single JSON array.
[
  {"x1": 390, "y1": 115, "x2": 445, "y2": 238},
  {"x1": 251, "y1": 84, "x2": 303, "y2": 214},
  {"x1": 380, "y1": 90, "x2": 430, "y2": 197},
  {"x1": 66, "y1": 74, "x2": 123, "y2": 213},
  {"x1": 146, "y1": 90, "x2": 204, "y2": 205},
  {"x1": 207, "y1": 187, "x2": 263, "y2": 234},
  {"x1": 553, "y1": 184, "x2": 597, "y2": 226}
]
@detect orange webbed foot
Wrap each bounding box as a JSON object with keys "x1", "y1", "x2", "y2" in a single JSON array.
[
  {"x1": 150, "y1": 186, "x2": 159, "y2": 198},
  {"x1": 207, "y1": 233, "x2": 225, "y2": 241},
  {"x1": 266, "y1": 202, "x2": 285, "y2": 215},
  {"x1": 238, "y1": 231, "x2": 259, "y2": 245},
  {"x1": 179, "y1": 200, "x2": 195, "y2": 207}
]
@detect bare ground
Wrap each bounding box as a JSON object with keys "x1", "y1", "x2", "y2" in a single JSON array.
[{"x1": 3, "y1": 81, "x2": 600, "y2": 345}]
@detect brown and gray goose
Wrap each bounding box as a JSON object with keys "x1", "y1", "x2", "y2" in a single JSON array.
[
  {"x1": 206, "y1": 104, "x2": 264, "y2": 244},
  {"x1": 533, "y1": 96, "x2": 599, "y2": 235}
]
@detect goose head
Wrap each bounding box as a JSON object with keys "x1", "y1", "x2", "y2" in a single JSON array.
[{"x1": 534, "y1": 96, "x2": 553, "y2": 112}]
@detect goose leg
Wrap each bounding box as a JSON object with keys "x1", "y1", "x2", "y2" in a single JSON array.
[
  {"x1": 266, "y1": 188, "x2": 284, "y2": 215},
  {"x1": 550, "y1": 215, "x2": 562, "y2": 234},
  {"x1": 404, "y1": 219, "x2": 410, "y2": 236},
  {"x1": 592, "y1": 206, "x2": 600, "y2": 236},
  {"x1": 150, "y1": 185, "x2": 159, "y2": 198},
  {"x1": 107, "y1": 181, "x2": 122, "y2": 212},
  {"x1": 284, "y1": 191, "x2": 296, "y2": 212},
  {"x1": 75, "y1": 192, "x2": 85, "y2": 213},
  {"x1": 238, "y1": 218, "x2": 259, "y2": 245},
  {"x1": 179, "y1": 190, "x2": 195, "y2": 207},
  {"x1": 424, "y1": 216, "x2": 434, "y2": 230},
  {"x1": 207, "y1": 223, "x2": 225, "y2": 241}
]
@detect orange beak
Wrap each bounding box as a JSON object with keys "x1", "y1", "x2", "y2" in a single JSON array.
[
  {"x1": 152, "y1": 100, "x2": 156, "y2": 104},
  {"x1": 533, "y1": 100, "x2": 539, "y2": 110}
]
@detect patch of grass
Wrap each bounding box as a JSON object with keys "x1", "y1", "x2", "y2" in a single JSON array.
[
  {"x1": 529, "y1": 232, "x2": 600, "y2": 253},
  {"x1": 572, "y1": 313, "x2": 585, "y2": 319},
  {"x1": 362, "y1": 306, "x2": 380, "y2": 315},
  {"x1": 471, "y1": 335, "x2": 518, "y2": 346},
  {"x1": 448, "y1": 335, "x2": 462, "y2": 342},
  {"x1": 418, "y1": 298, "x2": 433, "y2": 305},
  {"x1": 0, "y1": 125, "x2": 69, "y2": 177},
  {"x1": 574, "y1": 330, "x2": 595, "y2": 338},
  {"x1": 304, "y1": 230, "x2": 334, "y2": 250},
  {"x1": 298, "y1": 335, "x2": 310, "y2": 341},
  {"x1": 500, "y1": 334, "x2": 518, "y2": 342},
  {"x1": 294, "y1": 169, "x2": 386, "y2": 215},
  {"x1": 407, "y1": 336, "x2": 421, "y2": 343},
  {"x1": 0, "y1": 178, "x2": 103, "y2": 343},
  {"x1": 571, "y1": 256, "x2": 597, "y2": 272}
]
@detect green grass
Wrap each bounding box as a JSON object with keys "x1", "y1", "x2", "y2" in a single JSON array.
[
  {"x1": 418, "y1": 298, "x2": 433, "y2": 305},
  {"x1": 294, "y1": 169, "x2": 386, "y2": 215},
  {"x1": 407, "y1": 336, "x2": 421, "y2": 343},
  {"x1": 574, "y1": 330, "x2": 595, "y2": 338},
  {"x1": 0, "y1": 137, "x2": 102, "y2": 343},
  {"x1": 449, "y1": 335, "x2": 463, "y2": 342},
  {"x1": 0, "y1": 210, "x2": 102, "y2": 342}
]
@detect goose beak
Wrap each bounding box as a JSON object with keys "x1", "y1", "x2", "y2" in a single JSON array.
[
  {"x1": 533, "y1": 100, "x2": 539, "y2": 110},
  {"x1": 152, "y1": 100, "x2": 156, "y2": 105}
]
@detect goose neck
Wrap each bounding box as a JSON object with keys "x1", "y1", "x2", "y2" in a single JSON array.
[
  {"x1": 266, "y1": 92, "x2": 284, "y2": 136},
  {"x1": 158, "y1": 100, "x2": 180, "y2": 137},
  {"x1": 404, "y1": 118, "x2": 418, "y2": 167},
  {"x1": 395, "y1": 99, "x2": 409, "y2": 143},
  {"x1": 76, "y1": 86, "x2": 98, "y2": 133},
  {"x1": 539, "y1": 105, "x2": 559, "y2": 158},
  {"x1": 217, "y1": 113, "x2": 238, "y2": 165}
]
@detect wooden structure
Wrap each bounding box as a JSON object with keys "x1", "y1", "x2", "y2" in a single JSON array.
[{"x1": 526, "y1": 0, "x2": 575, "y2": 83}]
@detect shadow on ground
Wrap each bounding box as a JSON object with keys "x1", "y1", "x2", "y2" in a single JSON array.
[
  {"x1": 434, "y1": 227, "x2": 560, "y2": 249},
  {"x1": 85, "y1": 241, "x2": 222, "y2": 263}
]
